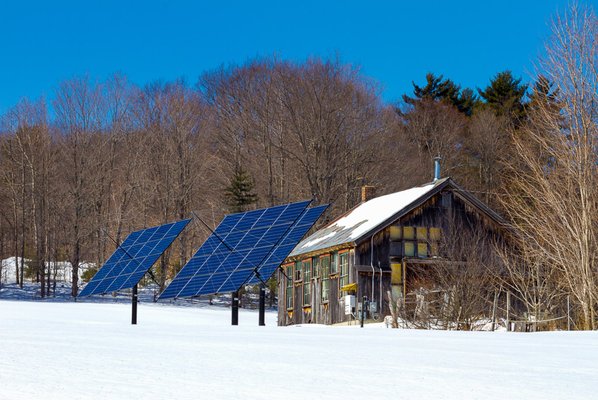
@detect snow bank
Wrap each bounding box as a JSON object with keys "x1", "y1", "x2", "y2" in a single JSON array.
[{"x1": 1, "y1": 257, "x2": 94, "y2": 284}]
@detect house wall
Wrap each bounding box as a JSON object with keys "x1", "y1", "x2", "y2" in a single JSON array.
[{"x1": 277, "y1": 250, "x2": 354, "y2": 325}]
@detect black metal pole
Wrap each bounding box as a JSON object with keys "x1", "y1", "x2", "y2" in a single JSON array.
[
  {"x1": 259, "y1": 284, "x2": 266, "y2": 326},
  {"x1": 361, "y1": 296, "x2": 367, "y2": 328},
  {"x1": 132, "y1": 284, "x2": 138, "y2": 325},
  {"x1": 232, "y1": 291, "x2": 239, "y2": 326}
]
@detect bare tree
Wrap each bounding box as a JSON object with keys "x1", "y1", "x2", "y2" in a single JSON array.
[{"x1": 501, "y1": 4, "x2": 598, "y2": 329}]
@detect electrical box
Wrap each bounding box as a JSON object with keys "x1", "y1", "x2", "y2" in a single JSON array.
[{"x1": 344, "y1": 295, "x2": 355, "y2": 315}]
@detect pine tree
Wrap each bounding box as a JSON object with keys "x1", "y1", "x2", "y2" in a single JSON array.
[
  {"x1": 478, "y1": 71, "x2": 527, "y2": 121},
  {"x1": 224, "y1": 167, "x2": 258, "y2": 213},
  {"x1": 403, "y1": 73, "x2": 478, "y2": 116},
  {"x1": 527, "y1": 75, "x2": 560, "y2": 115}
]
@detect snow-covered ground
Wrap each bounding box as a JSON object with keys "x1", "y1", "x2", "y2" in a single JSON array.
[{"x1": 1, "y1": 298, "x2": 597, "y2": 400}]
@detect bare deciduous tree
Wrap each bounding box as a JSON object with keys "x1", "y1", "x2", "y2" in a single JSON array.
[{"x1": 501, "y1": 4, "x2": 598, "y2": 329}]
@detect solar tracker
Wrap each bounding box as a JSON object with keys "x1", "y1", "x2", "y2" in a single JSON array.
[
  {"x1": 158, "y1": 200, "x2": 313, "y2": 300},
  {"x1": 245, "y1": 204, "x2": 329, "y2": 285},
  {"x1": 79, "y1": 219, "x2": 191, "y2": 297}
]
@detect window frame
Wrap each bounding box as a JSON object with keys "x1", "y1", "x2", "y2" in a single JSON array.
[
  {"x1": 320, "y1": 254, "x2": 331, "y2": 303},
  {"x1": 302, "y1": 259, "x2": 312, "y2": 306},
  {"x1": 330, "y1": 251, "x2": 339, "y2": 275},
  {"x1": 284, "y1": 263, "x2": 293, "y2": 310},
  {"x1": 339, "y1": 251, "x2": 349, "y2": 290}
]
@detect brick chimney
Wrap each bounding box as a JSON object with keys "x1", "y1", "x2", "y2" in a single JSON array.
[{"x1": 361, "y1": 185, "x2": 376, "y2": 202}]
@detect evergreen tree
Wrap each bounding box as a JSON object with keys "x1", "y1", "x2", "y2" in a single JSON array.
[
  {"x1": 403, "y1": 73, "x2": 478, "y2": 116},
  {"x1": 527, "y1": 75, "x2": 560, "y2": 115},
  {"x1": 478, "y1": 71, "x2": 527, "y2": 121},
  {"x1": 224, "y1": 167, "x2": 259, "y2": 213}
]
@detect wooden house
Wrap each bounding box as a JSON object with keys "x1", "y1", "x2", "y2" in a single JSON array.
[{"x1": 277, "y1": 174, "x2": 506, "y2": 326}]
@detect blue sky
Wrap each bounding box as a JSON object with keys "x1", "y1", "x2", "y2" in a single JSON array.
[{"x1": 0, "y1": 0, "x2": 575, "y2": 114}]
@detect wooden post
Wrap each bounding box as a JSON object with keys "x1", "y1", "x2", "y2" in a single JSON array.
[
  {"x1": 491, "y1": 290, "x2": 498, "y2": 332},
  {"x1": 506, "y1": 291, "x2": 511, "y2": 332}
]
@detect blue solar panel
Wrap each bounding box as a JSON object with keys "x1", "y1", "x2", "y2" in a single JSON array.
[
  {"x1": 245, "y1": 204, "x2": 329, "y2": 285},
  {"x1": 159, "y1": 200, "x2": 314, "y2": 299},
  {"x1": 79, "y1": 219, "x2": 191, "y2": 297}
]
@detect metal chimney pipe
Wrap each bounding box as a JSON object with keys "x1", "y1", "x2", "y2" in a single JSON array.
[{"x1": 434, "y1": 156, "x2": 441, "y2": 181}]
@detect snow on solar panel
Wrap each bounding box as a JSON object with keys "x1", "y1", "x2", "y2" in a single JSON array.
[
  {"x1": 158, "y1": 200, "x2": 312, "y2": 299},
  {"x1": 78, "y1": 219, "x2": 191, "y2": 297}
]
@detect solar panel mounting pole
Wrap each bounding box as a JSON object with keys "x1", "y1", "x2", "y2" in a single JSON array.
[
  {"x1": 259, "y1": 283, "x2": 266, "y2": 326},
  {"x1": 101, "y1": 228, "x2": 141, "y2": 325},
  {"x1": 132, "y1": 284, "x2": 138, "y2": 325},
  {"x1": 232, "y1": 291, "x2": 239, "y2": 326}
]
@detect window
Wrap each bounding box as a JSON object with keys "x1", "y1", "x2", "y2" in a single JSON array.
[
  {"x1": 390, "y1": 225, "x2": 402, "y2": 241},
  {"x1": 321, "y1": 255, "x2": 330, "y2": 302},
  {"x1": 416, "y1": 227, "x2": 427, "y2": 240},
  {"x1": 294, "y1": 261, "x2": 302, "y2": 281},
  {"x1": 404, "y1": 241, "x2": 415, "y2": 257},
  {"x1": 303, "y1": 259, "x2": 312, "y2": 305},
  {"x1": 403, "y1": 226, "x2": 415, "y2": 240},
  {"x1": 312, "y1": 257, "x2": 320, "y2": 279},
  {"x1": 339, "y1": 252, "x2": 349, "y2": 288},
  {"x1": 430, "y1": 242, "x2": 439, "y2": 256},
  {"x1": 285, "y1": 265, "x2": 293, "y2": 309},
  {"x1": 390, "y1": 260, "x2": 402, "y2": 285},
  {"x1": 430, "y1": 227, "x2": 441, "y2": 256},
  {"x1": 417, "y1": 242, "x2": 428, "y2": 258},
  {"x1": 330, "y1": 251, "x2": 338, "y2": 275}
]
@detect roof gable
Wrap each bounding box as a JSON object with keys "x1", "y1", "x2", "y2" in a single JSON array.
[
  {"x1": 290, "y1": 178, "x2": 450, "y2": 257},
  {"x1": 289, "y1": 177, "x2": 506, "y2": 258}
]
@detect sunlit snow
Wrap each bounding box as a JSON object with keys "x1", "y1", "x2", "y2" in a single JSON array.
[{"x1": 1, "y1": 297, "x2": 596, "y2": 400}]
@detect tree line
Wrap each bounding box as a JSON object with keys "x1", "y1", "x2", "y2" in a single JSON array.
[{"x1": 0, "y1": 3, "x2": 596, "y2": 329}]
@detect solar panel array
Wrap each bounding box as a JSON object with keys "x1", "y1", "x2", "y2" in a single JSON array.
[
  {"x1": 246, "y1": 204, "x2": 329, "y2": 285},
  {"x1": 79, "y1": 219, "x2": 191, "y2": 297},
  {"x1": 159, "y1": 200, "x2": 325, "y2": 299}
]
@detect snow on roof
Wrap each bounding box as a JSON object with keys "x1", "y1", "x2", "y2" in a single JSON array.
[{"x1": 290, "y1": 179, "x2": 447, "y2": 257}]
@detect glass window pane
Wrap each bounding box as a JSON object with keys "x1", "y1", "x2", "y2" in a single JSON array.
[
  {"x1": 403, "y1": 226, "x2": 415, "y2": 240},
  {"x1": 321, "y1": 256, "x2": 330, "y2": 302},
  {"x1": 430, "y1": 227, "x2": 441, "y2": 241},
  {"x1": 330, "y1": 252, "x2": 338, "y2": 274},
  {"x1": 303, "y1": 259, "x2": 311, "y2": 305},
  {"x1": 416, "y1": 227, "x2": 427, "y2": 240},
  {"x1": 430, "y1": 242, "x2": 439, "y2": 257},
  {"x1": 340, "y1": 252, "x2": 349, "y2": 287},
  {"x1": 321, "y1": 255, "x2": 330, "y2": 276},
  {"x1": 417, "y1": 242, "x2": 428, "y2": 258},
  {"x1": 390, "y1": 262, "x2": 402, "y2": 285},
  {"x1": 404, "y1": 241, "x2": 415, "y2": 257},
  {"x1": 390, "y1": 225, "x2": 402, "y2": 241},
  {"x1": 294, "y1": 261, "x2": 302, "y2": 281},
  {"x1": 286, "y1": 265, "x2": 293, "y2": 309}
]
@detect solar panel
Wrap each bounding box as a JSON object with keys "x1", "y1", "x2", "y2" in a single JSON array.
[
  {"x1": 79, "y1": 219, "x2": 191, "y2": 297},
  {"x1": 245, "y1": 204, "x2": 329, "y2": 285},
  {"x1": 158, "y1": 200, "x2": 312, "y2": 299}
]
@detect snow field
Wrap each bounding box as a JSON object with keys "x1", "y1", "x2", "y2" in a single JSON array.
[{"x1": 0, "y1": 300, "x2": 597, "y2": 400}]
